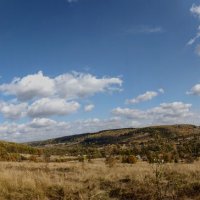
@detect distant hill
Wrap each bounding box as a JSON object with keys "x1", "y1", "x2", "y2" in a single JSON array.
[
  {"x1": 0, "y1": 140, "x2": 38, "y2": 154},
  {"x1": 29, "y1": 124, "x2": 200, "y2": 147}
]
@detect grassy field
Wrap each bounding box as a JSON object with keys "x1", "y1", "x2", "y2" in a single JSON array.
[{"x1": 0, "y1": 160, "x2": 199, "y2": 200}]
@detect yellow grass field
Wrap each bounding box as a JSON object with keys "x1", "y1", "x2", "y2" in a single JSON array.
[{"x1": 0, "y1": 159, "x2": 199, "y2": 200}]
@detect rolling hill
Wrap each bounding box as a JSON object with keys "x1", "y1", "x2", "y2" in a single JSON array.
[{"x1": 29, "y1": 124, "x2": 200, "y2": 147}]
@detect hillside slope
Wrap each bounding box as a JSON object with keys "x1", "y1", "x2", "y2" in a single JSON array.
[
  {"x1": 29, "y1": 124, "x2": 200, "y2": 147},
  {"x1": 0, "y1": 140, "x2": 40, "y2": 161}
]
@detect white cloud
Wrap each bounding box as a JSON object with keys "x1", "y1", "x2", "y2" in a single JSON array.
[
  {"x1": 190, "y1": 4, "x2": 200, "y2": 18},
  {"x1": 187, "y1": 4, "x2": 200, "y2": 54},
  {"x1": 0, "y1": 101, "x2": 27, "y2": 120},
  {"x1": 0, "y1": 71, "x2": 55, "y2": 101},
  {"x1": 112, "y1": 107, "x2": 148, "y2": 119},
  {"x1": 29, "y1": 118, "x2": 57, "y2": 128},
  {"x1": 126, "y1": 89, "x2": 164, "y2": 104},
  {"x1": 84, "y1": 104, "x2": 95, "y2": 112},
  {"x1": 149, "y1": 102, "x2": 192, "y2": 123},
  {"x1": 187, "y1": 31, "x2": 200, "y2": 46},
  {"x1": 187, "y1": 25, "x2": 200, "y2": 46},
  {"x1": 187, "y1": 83, "x2": 200, "y2": 95},
  {"x1": 0, "y1": 98, "x2": 80, "y2": 119},
  {"x1": 27, "y1": 98, "x2": 80, "y2": 118},
  {"x1": 0, "y1": 71, "x2": 122, "y2": 101},
  {"x1": 54, "y1": 72, "x2": 122, "y2": 100},
  {"x1": 113, "y1": 102, "x2": 193, "y2": 124},
  {"x1": 0, "y1": 71, "x2": 122, "y2": 120},
  {"x1": 126, "y1": 91, "x2": 158, "y2": 104}
]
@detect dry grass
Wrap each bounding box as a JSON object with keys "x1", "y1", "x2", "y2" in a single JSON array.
[{"x1": 0, "y1": 160, "x2": 198, "y2": 199}]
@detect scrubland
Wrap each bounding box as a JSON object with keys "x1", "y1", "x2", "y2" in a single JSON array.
[
  {"x1": 0, "y1": 125, "x2": 199, "y2": 199},
  {"x1": 0, "y1": 159, "x2": 199, "y2": 200}
]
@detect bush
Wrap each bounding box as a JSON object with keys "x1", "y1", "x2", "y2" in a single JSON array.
[{"x1": 122, "y1": 155, "x2": 137, "y2": 164}]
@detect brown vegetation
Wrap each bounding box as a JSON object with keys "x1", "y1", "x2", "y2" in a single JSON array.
[{"x1": 0, "y1": 160, "x2": 198, "y2": 199}]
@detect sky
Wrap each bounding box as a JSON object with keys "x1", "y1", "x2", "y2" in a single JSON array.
[{"x1": 0, "y1": 0, "x2": 200, "y2": 142}]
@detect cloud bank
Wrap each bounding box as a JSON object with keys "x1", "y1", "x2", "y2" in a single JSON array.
[
  {"x1": 0, "y1": 117, "x2": 132, "y2": 142},
  {"x1": 113, "y1": 102, "x2": 193, "y2": 124},
  {"x1": 0, "y1": 71, "x2": 122, "y2": 120}
]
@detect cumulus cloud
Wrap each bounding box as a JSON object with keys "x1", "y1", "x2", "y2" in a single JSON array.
[
  {"x1": 187, "y1": 83, "x2": 200, "y2": 95},
  {"x1": 113, "y1": 102, "x2": 193, "y2": 124},
  {"x1": 0, "y1": 71, "x2": 122, "y2": 101},
  {"x1": 84, "y1": 104, "x2": 95, "y2": 112},
  {"x1": 0, "y1": 98, "x2": 80, "y2": 119},
  {"x1": 29, "y1": 118, "x2": 58, "y2": 128},
  {"x1": 126, "y1": 89, "x2": 164, "y2": 104},
  {"x1": 0, "y1": 101, "x2": 27, "y2": 119},
  {"x1": 54, "y1": 72, "x2": 122, "y2": 99},
  {"x1": 190, "y1": 4, "x2": 200, "y2": 18},
  {"x1": 0, "y1": 71, "x2": 122, "y2": 120},
  {"x1": 149, "y1": 102, "x2": 192, "y2": 123},
  {"x1": 27, "y1": 98, "x2": 80, "y2": 118},
  {"x1": 0, "y1": 71, "x2": 55, "y2": 101}
]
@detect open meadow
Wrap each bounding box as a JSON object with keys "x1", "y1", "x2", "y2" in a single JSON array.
[{"x1": 0, "y1": 159, "x2": 199, "y2": 200}]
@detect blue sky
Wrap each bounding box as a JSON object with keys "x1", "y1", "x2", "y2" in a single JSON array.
[{"x1": 0, "y1": 0, "x2": 200, "y2": 142}]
